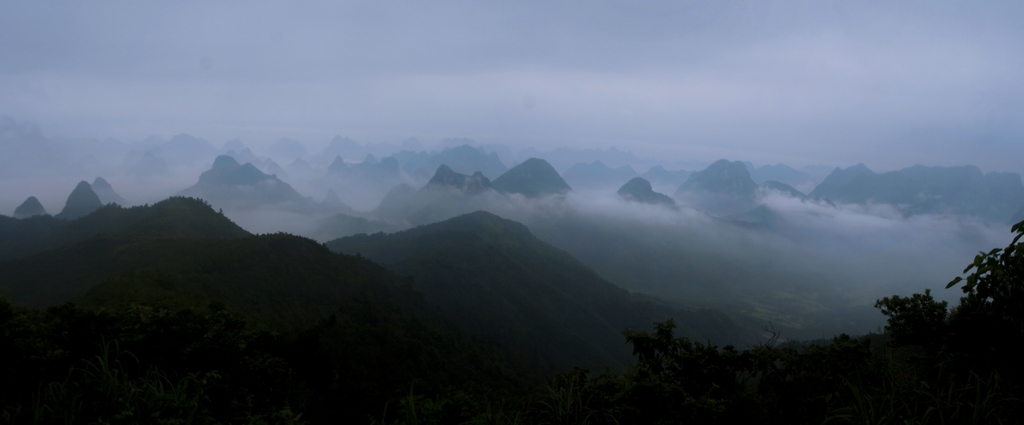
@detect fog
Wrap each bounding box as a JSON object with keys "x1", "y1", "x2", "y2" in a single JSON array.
[
  {"x1": 3, "y1": 1, "x2": 1024, "y2": 174},
  {"x1": 3, "y1": 2, "x2": 1023, "y2": 340}
]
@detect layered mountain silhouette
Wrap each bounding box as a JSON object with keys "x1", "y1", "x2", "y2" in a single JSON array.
[
  {"x1": 673, "y1": 160, "x2": 758, "y2": 215},
  {"x1": 491, "y1": 158, "x2": 572, "y2": 198},
  {"x1": 810, "y1": 164, "x2": 1024, "y2": 222},
  {"x1": 617, "y1": 177, "x2": 675, "y2": 207},
  {"x1": 422, "y1": 165, "x2": 493, "y2": 194},
  {"x1": 13, "y1": 196, "x2": 47, "y2": 218},
  {"x1": 318, "y1": 136, "x2": 365, "y2": 165},
  {"x1": 179, "y1": 155, "x2": 309, "y2": 209},
  {"x1": 91, "y1": 177, "x2": 126, "y2": 205},
  {"x1": 562, "y1": 160, "x2": 639, "y2": 191},
  {"x1": 0, "y1": 195, "x2": 523, "y2": 420},
  {"x1": 327, "y1": 211, "x2": 739, "y2": 370},
  {"x1": 370, "y1": 165, "x2": 498, "y2": 225},
  {"x1": 673, "y1": 160, "x2": 812, "y2": 215},
  {"x1": 121, "y1": 150, "x2": 170, "y2": 181},
  {"x1": 400, "y1": 145, "x2": 508, "y2": 181},
  {"x1": 745, "y1": 163, "x2": 812, "y2": 187},
  {"x1": 328, "y1": 154, "x2": 401, "y2": 181},
  {"x1": 641, "y1": 166, "x2": 691, "y2": 191},
  {"x1": 319, "y1": 189, "x2": 352, "y2": 213},
  {"x1": 55, "y1": 181, "x2": 103, "y2": 220}
]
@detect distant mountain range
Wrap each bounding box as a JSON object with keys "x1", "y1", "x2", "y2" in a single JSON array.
[
  {"x1": 642, "y1": 166, "x2": 691, "y2": 192},
  {"x1": 617, "y1": 177, "x2": 675, "y2": 207},
  {"x1": 422, "y1": 165, "x2": 493, "y2": 194},
  {"x1": 810, "y1": 164, "x2": 1024, "y2": 223},
  {"x1": 492, "y1": 158, "x2": 572, "y2": 198},
  {"x1": 397, "y1": 144, "x2": 508, "y2": 181},
  {"x1": 179, "y1": 155, "x2": 311, "y2": 210},
  {"x1": 664, "y1": 160, "x2": 1024, "y2": 225},
  {"x1": 744, "y1": 162, "x2": 813, "y2": 188}
]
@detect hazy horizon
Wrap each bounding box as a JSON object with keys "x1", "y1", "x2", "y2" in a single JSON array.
[{"x1": 3, "y1": 1, "x2": 1023, "y2": 176}]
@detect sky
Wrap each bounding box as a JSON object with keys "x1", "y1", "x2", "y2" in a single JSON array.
[{"x1": 2, "y1": 1, "x2": 1023, "y2": 173}]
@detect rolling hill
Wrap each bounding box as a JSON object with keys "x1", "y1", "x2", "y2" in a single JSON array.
[{"x1": 327, "y1": 211, "x2": 742, "y2": 370}]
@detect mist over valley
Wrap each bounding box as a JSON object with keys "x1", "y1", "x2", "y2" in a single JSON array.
[{"x1": 3, "y1": 2, "x2": 1024, "y2": 422}]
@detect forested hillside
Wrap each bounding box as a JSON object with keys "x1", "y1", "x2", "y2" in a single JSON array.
[
  {"x1": 328, "y1": 211, "x2": 744, "y2": 370},
  {"x1": 2, "y1": 196, "x2": 1023, "y2": 423}
]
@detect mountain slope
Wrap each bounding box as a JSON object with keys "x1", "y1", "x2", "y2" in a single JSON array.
[
  {"x1": 179, "y1": 155, "x2": 309, "y2": 208},
  {"x1": 55, "y1": 181, "x2": 104, "y2": 220},
  {"x1": 401, "y1": 145, "x2": 508, "y2": 180},
  {"x1": 617, "y1": 177, "x2": 675, "y2": 207},
  {"x1": 12, "y1": 196, "x2": 47, "y2": 218},
  {"x1": 422, "y1": 164, "x2": 493, "y2": 194},
  {"x1": 761, "y1": 180, "x2": 807, "y2": 199},
  {"x1": 0, "y1": 197, "x2": 249, "y2": 261},
  {"x1": 673, "y1": 160, "x2": 758, "y2": 215},
  {"x1": 809, "y1": 164, "x2": 1024, "y2": 222},
  {"x1": 491, "y1": 158, "x2": 572, "y2": 198},
  {"x1": 92, "y1": 177, "x2": 126, "y2": 205},
  {"x1": 327, "y1": 211, "x2": 739, "y2": 370},
  {"x1": 0, "y1": 197, "x2": 525, "y2": 421}
]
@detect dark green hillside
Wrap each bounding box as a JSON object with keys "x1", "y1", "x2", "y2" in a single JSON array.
[
  {"x1": 0, "y1": 197, "x2": 248, "y2": 261},
  {"x1": 3, "y1": 232, "x2": 412, "y2": 328},
  {"x1": 327, "y1": 211, "x2": 742, "y2": 371},
  {"x1": 0, "y1": 197, "x2": 527, "y2": 423}
]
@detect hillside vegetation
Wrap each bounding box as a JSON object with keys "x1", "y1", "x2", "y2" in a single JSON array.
[
  {"x1": 328, "y1": 211, "x2": 743, "y2": 371},
  {"x1": 1, "y1": 195, "x2": 1022, "y2": 423}
]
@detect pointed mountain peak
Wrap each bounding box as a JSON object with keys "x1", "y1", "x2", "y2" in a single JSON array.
[
  {"x1": 363, "y1": 153, "x2": 378, "y2": 164},
  {"x1": 676, "y1": 159, "x2": 757, "y2": 198},
  {"x1": 320, "y1": 189, "x2": 350, "y2": 212},
  {"x1": 13, "y1": 196, "x2": 48, "y2": 218},
  {"x1": 424, "y1": 165, "x2": 492, "y2": 194},
  {"x1": 198, "y1": 157, "x2": 272, "y2": 186},
  {"x1": 92, "y1": 176, "x2": 112, "y2": 189},
  {"x1": 491, "y1": 158, "x2": 572, "y2": 198},
  {"x1": 328, "y1": 155, "x2": 348, "y2": 173},
  {"x1": 56, "y1": 181, "x2": 103, "y2": 220},
  {"x1": 212, "y1": 155, "x2": 241, "y2": 170},
  {"x1": 618, "y1": 177, "x2": 675, "y2": 207},
  {"x1": 92, "y1": 176, "x2": 127, "y2": 205}
]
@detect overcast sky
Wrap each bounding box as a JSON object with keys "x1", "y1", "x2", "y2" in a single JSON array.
[{"x1": 2, "y1": 1, "x2": 1022, "y2": 172}]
